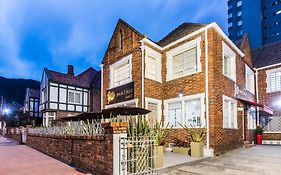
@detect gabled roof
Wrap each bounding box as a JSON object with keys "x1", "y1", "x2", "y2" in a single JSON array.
[
  {"x1": 234, "y1": 34, "x2": 248, "y2": 50},
  {"x1": 45, "y1": 67, "x2": 100, "y2": 89},
  {"x1": 27, "y1": 88, "x2": 40, "y2": 98},
  {"x1": 157, "y1": 22, "x2": 208, "y2": 47},
  {"x1": 251, "y1": 41, "x2": 281, "y2": 68}
]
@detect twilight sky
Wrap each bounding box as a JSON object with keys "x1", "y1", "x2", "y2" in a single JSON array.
[{"x1": 0, "y1": 0, "x2": 227, "y2": 80}]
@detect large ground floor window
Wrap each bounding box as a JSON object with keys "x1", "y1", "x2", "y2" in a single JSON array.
[
  {"x1": 260, "y1": 116, "x2": 281, "y2": 132},
  {"x1": 43, "y1": 112, "x2": 56, "y2": 127},
  {"x1": 164, "y1": 93, "x2": 205, "y2": 128},
  {"x1": 145, "y1": 97, "x2": 162, "y2": 127}
]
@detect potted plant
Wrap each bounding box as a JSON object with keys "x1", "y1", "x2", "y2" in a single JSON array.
[
  {"x1": 179, "y1": 123, "x2": 206, "y2": 158},
  {"x1": 172, "y1": 140, "x2": 190, "y2": 154},
  {"x1": 255, "y1": 125, "x2": 264, "y2": 145},
  {"x1": 153, "y1": 122, "x2": 172, "y2": 168}
]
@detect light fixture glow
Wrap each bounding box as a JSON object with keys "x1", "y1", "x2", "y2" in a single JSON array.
[
  {"x1": 3, "y1": 108, "x2": 10, "y2": 115},
  {"x1": 178, "y1": 92, "x2": 184, "y2": 98},
  {"x1": 276, "y1": 10, "x2": 281, "y2": 15}
]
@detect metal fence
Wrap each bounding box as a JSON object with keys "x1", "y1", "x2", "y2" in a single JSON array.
[{"x1": 119, "y1": 136, "x2": 158, "y2": 175}]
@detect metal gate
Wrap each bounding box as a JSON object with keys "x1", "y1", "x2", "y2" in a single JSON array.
[{"x1": 119, "y1": 136, "x2": 158, "y2": 175}]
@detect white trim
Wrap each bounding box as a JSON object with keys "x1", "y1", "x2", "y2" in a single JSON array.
[
  {"x1": 140, "y1": 38, "x2": 162, "y2": 51},
  {"x1": 141, "y1": 42, "x2": 145, "y2": 108},
  {"x1": 222, "y1": 41, "x2": 236, "y2": 82},
  {"x1": 145, "y1": 97, "x2": 162, "y2": 123},
  {"x1": 255, "y1": 62, "x2": 281, "y2": 70},
  {"x1": 222, "y1": 95, "x2": 238, "y2": 129},
  {"x1": 264, "y1": 132, "x2": 281, "y2": 134},
  {"x1": 100, "y1": 64, "x2": 104, "y2": 110},
  {"x1": 140, "y1": 22, "x2": 244, "y2": 57},
  {"x1": 109, "y1": 54, "x2": 132, "y2": 89},
  {"x1": 144, "y1": 46, "x2": 162, "y2": 83},
  {"x1": 204, "y1": 29, "x2": 210, "y2": 149},
  {"x1": 164, "y1": 93, "x2": 205, "y2": 128},
  {"x1": 245, "y1": 64, "x2": 255, "y2": 94},
  {"x1": 166, "y1": 37, "x2": 202, "y2": 81},
  {"x1": 266, "y1": 67, "x2": 281, "y2": 93},
  {"x1": 104, "y1": 99, "x2": 139, "y2": 109}
]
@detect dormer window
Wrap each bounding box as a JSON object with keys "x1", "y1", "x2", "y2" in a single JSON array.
[{"x1": 118, "y1": 29, "x2": 123, "y2": 50}]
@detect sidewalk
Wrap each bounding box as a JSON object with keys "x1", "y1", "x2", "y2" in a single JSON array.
[{"x1": 0, "y1": 136, "x2": 86, "y2": 175}]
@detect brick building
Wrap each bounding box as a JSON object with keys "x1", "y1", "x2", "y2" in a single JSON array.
[
  {"x1": 101, "y1": 19, "x2": 272, "y2": 155},
  {"x1": 40, "y1": 65, "x2": 101, "y2": 126},
  {"x1": 252, "y1": 41, "x2": 281, "y2": 143}
]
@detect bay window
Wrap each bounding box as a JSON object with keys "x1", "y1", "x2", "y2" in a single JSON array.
[
  {"x1": 145, "y1": 46, "x2": 162, "y2": 82},
  {"x1": 68, "y1": 91, "x2": 81, "y2": 104}
]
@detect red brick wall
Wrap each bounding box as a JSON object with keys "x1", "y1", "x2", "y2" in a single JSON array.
[
  {"x1": 263, "y1": 133, "x2": 281, "y2": 140},
  {"x1": 91, "y1": 88, "x2": 101, "y2": 112}
]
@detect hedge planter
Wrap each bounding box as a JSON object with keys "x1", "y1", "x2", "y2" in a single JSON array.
[
  {"x1": 155, "y1": 146, "x2": 164, "y2": 168},
  {"x1": 191, "y1": 142, "x2": 203, "y2": 158},
  {"x1": 172, "y1": 146, "x2": 190, "y2": 154}
]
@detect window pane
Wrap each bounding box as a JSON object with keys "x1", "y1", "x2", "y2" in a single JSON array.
[
  {"x1": 223, "y1": 100, "x2": 229, "y2": 127},
  {"x1": 270, "y1": 71, "x2": 281, "y2": 92},
  {"x1": 114, "y1": 62, "x2": 130, "y2": 87},
  {"x1": 169, "y1": 102, "x2": 182, "y2": 127},
  {"x1": 75, "y1": 93, "x2": 81, "y2": 104},
  {"x1": 68, "y1": 92, "x2": 75, "y2": 103},
  {"x1": 146, "y1": 56, "x2": 156, "y2": 79},
  {"x1": 185, "y1": 99, "x2": 201, "y2": 127},
  {"x1": 147, "y1": 103, "x2": 158, "y2": 126}
]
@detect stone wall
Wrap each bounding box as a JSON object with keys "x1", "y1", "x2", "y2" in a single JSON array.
[{"x1": 26, "y1": 122, "x2": 128, "y2": 175}]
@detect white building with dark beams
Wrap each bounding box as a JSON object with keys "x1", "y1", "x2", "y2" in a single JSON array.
[
  {"x1": 23, "y1": 88, "x2": 40, "y2": 118},
  {"x1": 40, "y1": 65, "x2": 101, "y2": 126}
]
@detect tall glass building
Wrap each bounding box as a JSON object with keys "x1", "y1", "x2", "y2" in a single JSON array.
[{"x1": 228, "y1": 0, "x2": 281, "y2": 48}]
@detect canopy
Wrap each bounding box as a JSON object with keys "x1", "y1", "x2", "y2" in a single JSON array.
[
  {"x1": 59, "y1": 112, "x2": 102, "y2": 121},
  {"x1": 238, "y1": 98, "x2": 273, "y2": 115},
  {"x1": 102, "y1": 107, "x2": 151, "y2": 116}
]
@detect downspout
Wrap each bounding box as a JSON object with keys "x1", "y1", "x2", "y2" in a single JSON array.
[
  {"x1": 100, "y1": 64, "x2": 104, "y2": 110},
  {"x1": 141, "y1": 41, "x2": 145, "y2": 108},
  {"x1": 255, "y1": 69, "x2": 259, "y2": 125},
  {"x1": 204, "y1": 29, "x2": 210, "y2": 149}
]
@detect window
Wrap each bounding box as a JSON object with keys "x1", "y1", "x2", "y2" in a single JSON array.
[
  {"x1": 237, "y1": 1, "x2": 242, "y2": 7},
  {"x1": 222, "y1": 42, "x2": 236, "y2": 81},
  {"x1": 118, "y1": 29, "x2": 123, "y2": 50},
  {"x1": 238, "y1": 20, "x2": 243, "y2": 26},
  {"x1": 247, "y1": 108, "x2": 256, "y2": 130},
  {"x1": 184, "y1": 98, "x2": 202, "y2": 127},
  {"x1": 267, "y1": 68, "x2": 281, "y2": 92},
  {"x1": 237, "y1": 30, "x2": 243, "y2": 36},
  {"x1": 165, "y1": 93, "x2": 205, "y2": 128},
  {"x1": 237, "y1": 11, "x2": 242, "y2": 17},
  {"x1": 168, "y1": 102, "x2": 182, "y2": 128},
  {"x1": 228, "y1": 13, "x2": 232, "y2": 18},
  {"x1": 173, "y1": 47, "x2": 197, "y2": 79},
  {"x1": 166, "y1": 37, "x2": 201, "y2": 81},
  {"x1": 223, "y1": 96, "x2": 237, "y2": 129},
  {"x1": 110, "y1": 54, "x2": 132, "y2": 88},
  {"x1": 245, "y1": 64, "x2": 255, "y2": 94},
  {"x1": 146, "y1": 98, "x2": 161, "y2": 126},
  {"x1": 260, "y1": 116, "x2": 281, "y2": 132},
  {"x1": 68, "y1": 91, "x2": 81, "y2": 104},
  {"x1": 145, "y1": 47, "x2": 162, "y2": 82},
  {"x1": 228, "y1": 22, "x2": 233, "y2": 27}
]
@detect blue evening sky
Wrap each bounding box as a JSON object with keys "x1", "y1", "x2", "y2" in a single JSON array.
[{"x1": 0, "y1": 0, "x2": 227, "y2": 80}]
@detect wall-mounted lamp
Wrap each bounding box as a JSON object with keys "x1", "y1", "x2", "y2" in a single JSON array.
[{"x1": 178, "y1": 91, "x2": 184, "y2": 98}]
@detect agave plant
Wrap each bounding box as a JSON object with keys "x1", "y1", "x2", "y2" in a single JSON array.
[
  {"x1": 153, "y1": 121, "x2": 173, "y2": 146},
  {"x1": 128, "y1": 115, "x2": 152, "y2": 137},
  {"x1": 178, "y1": 123, "x2": 206, "y2": 142}
]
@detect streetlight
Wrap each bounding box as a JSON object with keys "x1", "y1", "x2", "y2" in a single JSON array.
[{"x1": 3, "y1": 108, "x2": 10, "y2": 115}]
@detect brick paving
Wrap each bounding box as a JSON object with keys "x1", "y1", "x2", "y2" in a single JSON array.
[
  {"x1": 0, "y1": 136, "x2": 86, "y2": 175},
  {"x1": 162, "y1": 145, "x2": 281, "y2": 175}
]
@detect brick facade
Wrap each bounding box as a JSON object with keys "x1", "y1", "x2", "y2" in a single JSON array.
[{"x1": 102, "y1": 20, "x2": 256, "y2": 155}]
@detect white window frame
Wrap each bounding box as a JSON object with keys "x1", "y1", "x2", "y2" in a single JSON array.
[
  {"x1": 164, "y1": 93, "x2": 205, "y2": 128},
  {"x1": 68, "y1": 90, "x2": 82, "y2": 104},
  {"x1": 237, "y1": 11, "x2": 242, "y2": 17},
  {"x1": 109, "y1": 54, "x2": 132, "y2": 89},
  {"x1": 222, "y1": 41, "x2": 236, "y2": 82},
  {"x1": 223, "y1": 95, "x2": 238, "y2": 129},
  {"x1": 144, "y1": 46, "x2": 162, "y2": 82},
  {"x1": 166, "y1": 37, "x2": 201, "y2": 81},
  {"x1": 237, "y1": 1, "x2": 242, "y2": 7},
  {"x1": 266, "y1": 67, "x2": 281, "y2": 93},
  {"x1": 245, "y1": 64, "x2": 255, "y2": 94},
  {"x1": 145, "y1": 97, "x2": 162, "y2": 124}
]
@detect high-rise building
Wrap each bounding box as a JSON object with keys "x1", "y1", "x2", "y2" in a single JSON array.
[{"x1": 228, "y1": 0, "x2": 281, "y2": 48}]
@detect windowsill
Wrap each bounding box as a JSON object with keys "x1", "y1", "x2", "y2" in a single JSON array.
[
  {"x1": 246, "y1": 88, "x2": 255, "y2": 95},
  {"x1": 222, "y1": 73, "x2": 236, "y2": 83},
  {"x1": 266, "y1": 89, "x2": 281, "y2": 93},
  {"x1": 145, "y1": 77, "x2": 162, "y2": 83},
  {"x1": 109, "y1": 80, "x2": 133, "y2": 90},
  {"x1": 167, "y1": 70, "x2": 201, "y2": 82},
  {"x1": 223, "y1": 127, "x2": 238, "y2": 130}
]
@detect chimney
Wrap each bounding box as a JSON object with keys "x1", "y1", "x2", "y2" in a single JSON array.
[{"x1": 67, "y1": 65, "x2": 74, "y2": 76}]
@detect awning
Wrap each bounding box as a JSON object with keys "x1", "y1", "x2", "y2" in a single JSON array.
[
  {"x1": 58, "y1": 112, "x2": 103, "y2": 121},
  {"x1": 238, "y1": 98, "x2": 273, "y2": 115},
  {"x1": 102, "y1": 107, "x2": 151, "y2": 116}
]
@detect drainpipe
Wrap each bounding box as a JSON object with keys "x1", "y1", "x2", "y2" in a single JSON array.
[
  {"x1": 140, "y1": 40, "x2": 145, "y2": 108},
  {"x1": 100, "y1": 64, "x2": 104, "y2": 110},
  {"x1": 204, "y1": 29, "x2": 210, "y2": 149},
  {"x1": 255, "y1": 69, "x2": 259, "y2": 125}
]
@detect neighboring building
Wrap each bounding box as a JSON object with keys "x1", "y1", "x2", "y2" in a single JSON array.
[
  {"x1": 252, "y1": 41, "x2": 281, "y2": 143},
  {"x1": 40, "y1": 65, "x2": 101, "y2": 126},
  {"x1": 227, "y1": 0, "x2": 281, "y2": 48},
  {"x1": 101, "y1": 19, "x2": 271, "y2": 155},
  {"x1": 23, "y1": 88, "x2": 41, "y2": 118}
]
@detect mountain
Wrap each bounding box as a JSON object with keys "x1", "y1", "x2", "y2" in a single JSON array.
[{"x1": 0, "y1": 76, "x2": 40, "y2": 104}]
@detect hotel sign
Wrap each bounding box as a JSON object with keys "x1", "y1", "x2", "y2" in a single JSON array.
[{"x1": 107, "y1": 82, "x2": 134, "y2": 105}]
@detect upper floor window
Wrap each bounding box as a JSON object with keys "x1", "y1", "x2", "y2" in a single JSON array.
[
  {"x1": 223, "y1": 95, "x2": 237, "y2": 129},
  {"x1": 222, "y1": 42, "x2": 236, "y2": 82},
  {"x1": 237, "y1": 30, "x2": 243, "y2": 36},
  {"x1": 266, "y1": 68, "x2": 281, "y2": 92},
  {"x1": 237, "y1": 11, "x2": 242, "y2": 17},
  {"x1": 238, "y1": 20, "x2": 243, "y2": 26},
  {"x1": 68, "y1": 91, "x2": 81, "y2": 104},
  {"x1": 245, "y1": 64, "x2": 255, "y2": 94},
  {"x1": 228, "y1": 13, "x2": 232, "y2": 18},
  {"x1": 228, "y1": 22, "x2": 233, "y2": 28},
  {"x1": 145, "y1": 47, "x2": 162, "y2": 82},
  {"x1": 237, "y1": 1, "x2": 242, "y2": 7},
  {"x1": 166, "y1": 37, "x2": 201, "y2": 81},
  {"x1": 110, "y1": 54, "x2": 132, "y2": 88}
]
